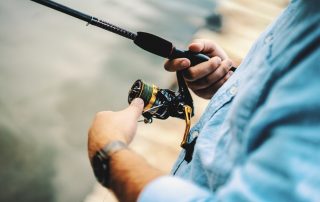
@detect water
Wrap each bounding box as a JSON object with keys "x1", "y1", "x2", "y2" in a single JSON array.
[{"x1": 0, "y1": 0, "x2": 215, "y2": 201}]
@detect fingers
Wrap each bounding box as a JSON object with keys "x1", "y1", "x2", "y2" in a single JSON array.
[
  {"x1": 164, "y1": 39, "x2": 228, "y2": 73},
  {"x1": 193, "y1": 71, "x2": 233, "y2": 99},
  {"x1": 183, "y1": 56, "x2": 221, "y2": 82},
  {"x1": 162, "y1": 39, "x2": 233, "y2": 100},
  {"x1": 188, "y1": 39, "x2": 228, "y2": 60},
  {"x1": 185, "y1": 58, "x2": 233, "y2": 90},
  {"x1": 164, "y1": 58, "x2": 191, "y2": 72},
  {"x1": 164, "y1": 39, "x2": 227, "y2": 73}
]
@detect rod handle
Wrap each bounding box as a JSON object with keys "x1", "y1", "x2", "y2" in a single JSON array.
[
  {"x1": 170, "y1": 48, "x2": 237, "y2": 71},
  {"x1": 169, "y1": 48, "x2": 209, "y2": 66}
]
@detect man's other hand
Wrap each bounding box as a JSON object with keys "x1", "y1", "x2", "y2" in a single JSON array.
[
  {"x1": 87, "y1": 98, "x2": 144, "y2": 160},
  {"x1": 164, "y1": 39, "x2": 234, "y2": 99}
]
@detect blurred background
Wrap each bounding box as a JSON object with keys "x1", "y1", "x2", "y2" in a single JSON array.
[{"x1": 0, "y1": 0, "x2": 287, "y2": 201}]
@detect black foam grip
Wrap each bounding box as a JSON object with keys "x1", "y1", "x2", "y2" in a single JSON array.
[
  {"x1": 134, "y1": 32, "x2": 173, "y2": 58},
  {"x1": 170, "y1": 48, "x2": 237, "y2": 71},
  {"x1": 169, "y1": 48, "x2": 210, "y2": 66}
]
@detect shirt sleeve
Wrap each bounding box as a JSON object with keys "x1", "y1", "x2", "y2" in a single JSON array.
[{"x1": 138, "y1": 27, "x2": 320, "y2": 202}]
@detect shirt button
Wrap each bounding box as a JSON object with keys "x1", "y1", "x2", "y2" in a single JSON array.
[
  {"x1": 229, "y1": 86, "x2": 238, "y2": 95},
  {"x1": 191, "y1": 131, "x2": 199, "y2": 139},
  {"x1": 264, "y1": 35, "x2": 273, "y2": 44}
]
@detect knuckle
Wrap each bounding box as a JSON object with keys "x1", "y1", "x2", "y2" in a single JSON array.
[
  {"x1": 187, "y1": 69, "x2": 197, "y2": 80},
  {"x1": 213, "y1": 56, "x2": 222, "y2": 63},
  {"x1": 210, "y1": 57, "x2": 221, "y2": 69},
  {"x1": 216, "y1": 71, "x2": 226, "y2": 80},
  {"x1": 220, "y1": 61, "x2": 231, "y2": 72}
]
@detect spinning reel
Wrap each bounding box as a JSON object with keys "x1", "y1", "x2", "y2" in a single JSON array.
[{"x1": 128, "y1": 72, "x2": 193, "y2": 148}]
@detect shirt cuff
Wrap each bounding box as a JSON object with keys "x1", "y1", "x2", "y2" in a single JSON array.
[{"x1": 138, "y1": 176, "x2": 215, "y2": 202}]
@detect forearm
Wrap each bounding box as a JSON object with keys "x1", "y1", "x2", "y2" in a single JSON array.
[{"x1": 109, "y1": 148, "x2": 164, "y2": 202}]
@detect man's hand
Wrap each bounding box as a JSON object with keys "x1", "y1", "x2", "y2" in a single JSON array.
[
  {"x1": 164, "y1": 39, "x2": 234, "y2": 99},
  {"x1": 87, "y1": 98, "x2": 163, "y2": 202},
  {"x1": 88, "y1": 98, "x2": 144, "y2": 160}
]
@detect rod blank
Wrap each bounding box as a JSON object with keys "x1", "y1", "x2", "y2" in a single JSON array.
[
  {"x1": 31, "y1": 0, "x2": 137, "y2": 40},
  {"x1": 31, "y1": 0, "x2": 91, "y2": 22}
]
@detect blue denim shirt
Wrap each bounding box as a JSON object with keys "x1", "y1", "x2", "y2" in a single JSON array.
[{"x1": 139, "y1": 1, "x2": 320, "y2": 201}]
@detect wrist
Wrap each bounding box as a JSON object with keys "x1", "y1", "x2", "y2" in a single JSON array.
[{"x1": 91, "y1": 140, "x2": 128, "y2": 188}]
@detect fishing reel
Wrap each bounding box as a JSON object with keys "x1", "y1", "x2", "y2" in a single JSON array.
[{"x1": 128, "y1": 71, "x2": 194, "y2": 148}]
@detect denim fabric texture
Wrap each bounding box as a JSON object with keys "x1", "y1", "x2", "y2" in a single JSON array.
[{"x1": 139, "y1": 1, "x2": 320, "y2": 201}]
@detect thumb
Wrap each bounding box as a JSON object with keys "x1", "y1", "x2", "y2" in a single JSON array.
[{"x1": 125, "y1": 98, "x2": 144, "y2": 120}]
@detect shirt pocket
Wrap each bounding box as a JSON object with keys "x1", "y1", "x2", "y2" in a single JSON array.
[
  {"x1": 190, "y1": 93, "x2": 237, "y2": 190},
  {"x1": 198, "y1": 81, "x2": 239, "y2": 127},
  {"x1": 192, "y1": 82, "x2": 239, "y2": 154}
]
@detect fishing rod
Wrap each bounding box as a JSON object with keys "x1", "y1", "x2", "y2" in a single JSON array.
[
  {"x1": 31, "y1": 0, "x2": 235, "y2": 148},
  {"x1": 30, "y1": 0, "x2": 220, "y2": 66}
]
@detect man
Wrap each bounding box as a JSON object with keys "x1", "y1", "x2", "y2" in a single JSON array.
[{"x1": 88, "y1": 0, "x2": 320, "y2": 201}]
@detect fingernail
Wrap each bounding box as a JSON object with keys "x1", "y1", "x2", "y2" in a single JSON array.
[{"x1": 228, "y1": 71, "x2": 233, "y2": 76}]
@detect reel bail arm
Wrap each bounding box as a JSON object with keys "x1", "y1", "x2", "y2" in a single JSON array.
[{"x1": 180, "y1": 105, "x2": 192, "y2": 149}]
